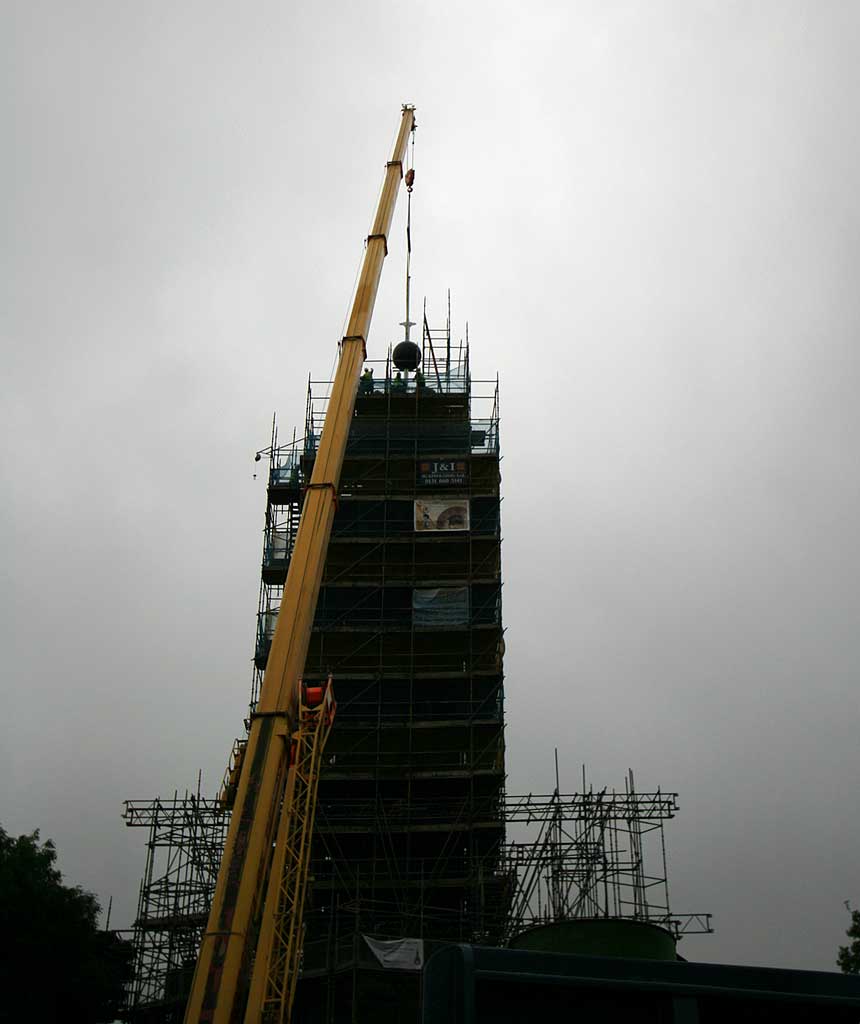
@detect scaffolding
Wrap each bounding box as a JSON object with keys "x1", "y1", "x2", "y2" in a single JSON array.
[
  {"x1": 502, "y1": 773, "x2": 713, "y2": 943},
  {"x1": 119, "y1": 780, "x2": 711, "y2": 1023},
  {"x1": 249, "y1": 333, "x2": 510, "y2": 1023},
  {"x1": 122, "y1": 790, "x2": 230, "y2": 1023}
]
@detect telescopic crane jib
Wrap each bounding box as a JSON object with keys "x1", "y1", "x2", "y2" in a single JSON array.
[{"x1": 183, "y1": 104, "x2": 417, "y2": 1024}]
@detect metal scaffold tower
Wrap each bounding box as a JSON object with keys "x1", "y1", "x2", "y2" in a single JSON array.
[
  {"x1": 122, "y1": 791, "x2": 230, "y2": 1023},
  {"x1": 259, "y1": 333, "x2": 510, "y2": 1013}
]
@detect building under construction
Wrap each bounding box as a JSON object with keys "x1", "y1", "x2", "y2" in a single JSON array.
[{"x1": 262, "y1": 332, "x2": 508, "y2": 1021}]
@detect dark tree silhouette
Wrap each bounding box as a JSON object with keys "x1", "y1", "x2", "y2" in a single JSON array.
[
  {"x1": 838, "y1": 902, "x2": 860, "y2": 974},
  {"x1": 0, "y1": 825, "x2": 134, "y2": 1022}
]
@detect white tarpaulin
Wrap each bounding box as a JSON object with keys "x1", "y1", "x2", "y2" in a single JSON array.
[
  {"x1": 363, "y1": 935, "x2": 424, "y2": 970},
  {"x1": 414, "y1": 498, "x2": 470, "y2": 532}
]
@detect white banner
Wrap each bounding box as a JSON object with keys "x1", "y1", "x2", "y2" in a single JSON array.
[
  {"x1": 363, "y1": 935, "x2": 425, "y2": 971},
  {"x1": 414, "y1": 498, "x2": 469, "y2": 532}
]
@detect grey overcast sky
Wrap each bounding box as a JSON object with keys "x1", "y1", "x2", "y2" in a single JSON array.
[{"x1": 3, "y1": 0, "x2": 860, "y2": 973}]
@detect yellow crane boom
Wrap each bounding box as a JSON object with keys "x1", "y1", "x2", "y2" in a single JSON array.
[{"x1": 183, "y1": 104, "x2": 416, "y2": 1024}]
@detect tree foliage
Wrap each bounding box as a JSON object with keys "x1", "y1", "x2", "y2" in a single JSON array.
[
  {"x1": 837, "y1": 903, "x2": 860, "y2": 974},
  {"x1": 0, "y1": 825, "x2": 134, "y2": 1022}
]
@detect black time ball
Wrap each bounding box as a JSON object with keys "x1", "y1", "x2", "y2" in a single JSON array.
[{"x1": 392, "y1": 340, "x2": 422, "y2": 372}]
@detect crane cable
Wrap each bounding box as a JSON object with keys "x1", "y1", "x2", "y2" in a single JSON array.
[{"x1": 402, "y1": 126, "x2": 416, "y2": 344}]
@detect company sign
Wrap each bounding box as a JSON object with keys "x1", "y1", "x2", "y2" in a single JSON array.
[{"x1": 417, "y1": 459, "x2": 468, "y2": 487}]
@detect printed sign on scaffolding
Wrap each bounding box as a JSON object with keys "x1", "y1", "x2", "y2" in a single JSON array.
[
  {"x1": 414, "y1": 498, "x2": 470, "y2": 532},
  {"x1": 417, "y1": 459, "x2": 468, "y2": 487}
]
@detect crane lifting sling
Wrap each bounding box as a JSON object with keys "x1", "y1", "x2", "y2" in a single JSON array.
[{"x1": 183, "y1": 103, "x2": 417, "y2": 1024}]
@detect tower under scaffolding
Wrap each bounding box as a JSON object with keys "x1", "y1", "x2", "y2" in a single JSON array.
[{"x1": 262, "y1": 328, "x2": 508, "y2": 1024}]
